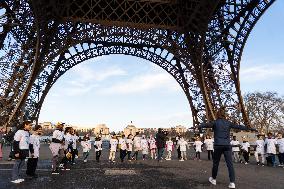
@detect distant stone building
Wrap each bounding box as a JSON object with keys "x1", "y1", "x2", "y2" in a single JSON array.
[
  {"x1": 124, "y1": 123, "x2": 137, "y2": 137},
  {"x1": 40, "y1": 122, "x2": 53, "y2": 130},
  {"x1": 93, "y1": 124, "x2": 110, "y2": 137}
]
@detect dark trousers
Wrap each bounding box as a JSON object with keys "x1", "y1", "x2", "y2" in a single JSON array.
[
  {"x1": 208, "y1": 150, "x2": 213, "y2": 160},
  {"x1": 120, "y1": 149, "x2": 127, "y2": 162},
  {"x1": 132, "y1": 151, "x2": 138, "y2": 160},
  {"x1": 278, "y1": 153, "x2": 284, "y2": 165},
  {"x1": 242, "y1": 151, "x2": 249, "y2": 163},
  {"x1": 96, "y1": 151, "x2": 101, "y2": 162},
  {"x1": 195, "y1": 152, "x2": 200, "y2": 159},
  {"x1": 212, "y1": 145, "x2": 235, "y2": 183},
  {"x1": 71, "y1": 149, "x2": 76, "y2": 163},
  {"x1": 127, "y1": 151, "x2": 131, "y2": 160},
  {"x1": 177, "y1": 147, "x2": 181, "y2": 159},
  {"x1": 26, "y1": 158, "x2": 38, "y2": 176},
  {"x1": 157, "y1": 148, "x2": 165, "y2": 161}
]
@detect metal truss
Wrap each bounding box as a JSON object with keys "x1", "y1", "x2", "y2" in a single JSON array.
[{"x1": 0, "y1": 0, "x2": 276, "y2": 128}]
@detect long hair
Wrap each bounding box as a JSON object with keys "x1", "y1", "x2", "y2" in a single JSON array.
[{"x1": 216, "y1": 107, "x2": 226, "y2": 119}]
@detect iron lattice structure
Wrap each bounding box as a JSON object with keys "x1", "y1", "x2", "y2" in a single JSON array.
[{"x1": 0, "y1": 0, "x2": 275, "y2": 128}]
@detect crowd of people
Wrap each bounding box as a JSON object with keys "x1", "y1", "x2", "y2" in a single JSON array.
[{"x1": 2, "y1": 119, "x2": 284, "y2": 187}]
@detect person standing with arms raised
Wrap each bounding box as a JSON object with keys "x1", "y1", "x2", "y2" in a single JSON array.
[{"x1": 198, "y1": 107, "x2": 256, "y2": 189}]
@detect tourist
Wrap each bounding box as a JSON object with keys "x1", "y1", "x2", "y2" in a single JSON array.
[
  {"x1": 204, "y1": 135, "x2": 214, "y2": 160},
  {"x1": 176, "y1": 134, "x2": 181, "y2": 160},
  {"x1": 26, "y1": 125, "x2": 42, "y2": 178},
  {"x1": 126, "y1": 134, "x2": 133, "y2": 161},
  {"x1": 0, "y1": 128, "x2": 5, "y2": 160},
  {"x1": 193, "y1": 136, "x2": 203, "y2": 161},
  {"x1": 148, "y1": 135, "x2": 157, "y2": 159},
  {"x1": 49, "y1": 122, "x2": 65, "y2": 175},
  {"x1": 240, "y1": 137, "x2": 250, "y2": 164},
  {"x1": 94, "y1": 136, "x2": 102, "y2": 162},
  {"x1": 141, "y1": 135, "x2": 149, "y2": 160},
  {"x1": 119, "y1": 134, "x2": 127, "y2": 162},
  {"x1": 165, "y1": 137, "x2": 174, "y2": 160},
  {"x1": 81, "y1": 134, "x2": 91, "y2": 163},
  {"x1": 254, "y1": 134, "x2": 265, "y2": 166},
  {"x1": 11, "y1": 120, "x2": 33, "y2": 183},
  {"x1": 132, "y1": 132, "x2": 141, "y2": 160},
  {"x1": 109, "y1": 135, "x2": 118, "y2": 162},
  {"x1": 198, "y1": 107, "x2": 256, "y2": 189},
  {"x1": 62, "y1": 127, "x2": 73, "y2": 169},
  {"x1": 156, "y1": 128, "x2": 166, "y2": 162},
  {"x1": 178, "y1": 137, "x2": 188, "y2": 161},
  {"x1": 277, "y1": 133, "x2": 284, "y2": 167},
  {"x1": 230, "y1": 136, "x2": 240, "y2": 163},
  {"x1": 71, "y1": 129, "x2": 79, "y2": 165},
  {"x1": 265, "y1": 132, "x2": 277, "y2": 167}
]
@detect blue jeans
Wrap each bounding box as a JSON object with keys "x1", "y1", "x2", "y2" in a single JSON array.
[
  {"x1": 212, "y1": 145, "x2": 235, "y2": 182},
  {"x1": 157, "y1": 148, "x2": 165, "y2": 161}
]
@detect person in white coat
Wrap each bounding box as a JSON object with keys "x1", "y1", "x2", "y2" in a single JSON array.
[
  {"x1": 254, "y1": 134, "x2": 265, "y2": 166},
  {"x1": 165, "y1": 138, "x2": 174, "y2": 160},
  {"x1": 194, "y1": 137, "x2": 203, "y2": 161},
  {"x1": 204, "y1": 135, "x2": 214, "y2": 160},
  {"x1": 178, "y1": 137, "x2": 188, "y2": 161},
  {"x1": 141, "y1": 135, "x2": 149, "y2": 160},
  {"x1": 81, "y1": 134, "x2": 91, "y2": 163},
  {"x1": 26, "y1": 125, "x2": 42, "y2": 178},
  {"x1": 277, "y1": 133, "x2": 284, "y2": 167},
  {"x1": 265, "y1": 132, "x2": 277, "y2": 167},
  {"x1": 109, "y1": 135, "x2": 118, "y2": 162}
]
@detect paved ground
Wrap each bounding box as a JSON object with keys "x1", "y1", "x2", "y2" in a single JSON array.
[{"x1": 1, "y1": 144, "x2": 284, "y2": 189}]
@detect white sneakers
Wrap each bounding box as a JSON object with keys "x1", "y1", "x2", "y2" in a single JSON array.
[
  {"x1": 83, "y1": 159, "x2": 87, "y2": 163},
  {"x1": 11, "y1": 178, "x2": 24, "y2": 184},
  {"x1": 229, "y1": 182, "x2": 236, "y2": 188},
  {"x1": 209, "y1": 177, "x2": 236, "y2": 189},
  {"x1": 209, "y1": 177, "x2": 216, "y2": 185}
]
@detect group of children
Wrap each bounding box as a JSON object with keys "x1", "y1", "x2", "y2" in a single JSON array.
[{"x1": 231, "y1": 132, "x2": 284, "y2": 167}]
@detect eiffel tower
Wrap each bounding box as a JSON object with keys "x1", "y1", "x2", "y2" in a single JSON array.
[{"x1": 0, "y1": 0, "x2": 275, "y2": 128}]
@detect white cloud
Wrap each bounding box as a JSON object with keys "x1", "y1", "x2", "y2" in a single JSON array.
[{"x1": 99, "y1": 71, "x2": 180, "y2": 95}]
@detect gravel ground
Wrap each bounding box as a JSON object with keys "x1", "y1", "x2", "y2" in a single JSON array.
[{"x1": 1, "y1": 144, "x2": 283, "y2": 189}]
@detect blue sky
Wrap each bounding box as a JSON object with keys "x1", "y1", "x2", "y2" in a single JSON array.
[{"x1": 39, "y1": 1, "x2": 284, "y2": 131}]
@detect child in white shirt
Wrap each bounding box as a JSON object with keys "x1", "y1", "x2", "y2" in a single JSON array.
[
  {"x1": 178, "y1": 137, "x2": 188, "y2": 161},
  {"x1": 132, "y1": 132, "x2": 141, "y2": 160},
  {"x1": 241, "y1": 138, "x2": 250, "y2": 164},
  {"x1": 265, "y1": 132, "x2": 277, "y2": 167},
  {"x1": 230, "y1": 136, "x2": 240, "y2": 163},
  {"x1": 141, "y1": 135, "x2": 149, "y2": 160},
  {"x1": 277, "y1": 133, "x2": 284, "y2": 167},
  {"x1": 11, "y1": 120, "x2": 32, "y2": 183},
  {"x1": 204, "y1": 135, "x2": 214, "y2": 160},
  {"x1": 81, "y1": 134, "x2": 91, "y2": 163},
  {"x1": 254, "y1": 135, "x2": 265, "y2": 166},
  {"x1": 166, "y1": 138, "x2": 174, "y2": 160},
  {"x1": 26, "y1": 125, "x2": 42, "y2": 178},
  {"x1": 194, "y1": 137, "x2": 203, "y2": 161},
  {"x1": 126, "y1": 134, "x2": 133, "y2": 161},
  {"x1": 149, "y1": 135, "x2": 157, "y2": 159},
  {"x1": 109, "y1": 135, "x2": 118, "y2": 162},
  {"x1": 94, "y1": 136, "x2": 102, "y2": 162},
  {"x1": 119, "y1": 135, "x2": 127, "y2": 162}
]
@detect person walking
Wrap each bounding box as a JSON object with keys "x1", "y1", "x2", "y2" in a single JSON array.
[
  {"x1": 119, "y1": 134, "x2": 127, "y2": 162},
  {"x1": 81, "y1": 134, "x2": 91, "y2": 163},
  {"x1": 156, "y1": 128, "x2": 166, "y2": 162},
  {"x1": 230, "y1": 136, "x2": 241, "y2": 163},
  {"x1": 254, "y1": 134, "x2": 265, "y2": 166},
  {"x1": 204, "y1": 135, "x2": 214, "y2": 161},
  {"x1": 94, "y1": 136, "x2": 102, "y2": 162},
  {"x1": 198, "y1": 107, "x2": 256, "y2": 189}
]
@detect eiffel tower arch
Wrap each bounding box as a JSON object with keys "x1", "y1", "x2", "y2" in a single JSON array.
[{"x1": 0, "y1": 0, "x2": 275, "y2": 128}]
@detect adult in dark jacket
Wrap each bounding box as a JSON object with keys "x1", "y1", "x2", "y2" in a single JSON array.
[
  {"x1": 199, "y1": 108, "x2": 256, "y2": 189},
  {"x1": 156, "y1": 128, "x2": 166, "y2": 162}
]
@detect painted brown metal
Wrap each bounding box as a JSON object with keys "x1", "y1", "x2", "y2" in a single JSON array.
[{"x1": 0, "y1": 0, "x2": 275, "y2": 129}]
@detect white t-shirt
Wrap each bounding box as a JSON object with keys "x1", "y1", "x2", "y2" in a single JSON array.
[
  {"x1": 72, "y1": 135, "x2": 79, "y2": 149},
  {"x1": 194, "y1": 141, "x2": 203, "y2": 152},
  {"x1": 241, "y1": 142, "x2": 250, "y2": 152},
  {"x1": 166, "y1": 140, "x2": 174, "y2": 151},
  {"x1": 277, "y1": 138, "x2": 284, "y2": 153},
  {"x1": 149, "y1": 138, "x2": 157, "y2": 149},
  {"x1": 81, "y1": 140, "x2": 91, "y2": 152},
  {"x1": 178, "y1": 140, "x2": 188, "y2": 152},
  {"x1": 126, "y1": 138, "x2": 133, "y2": 151},
  {"x1": 14, "y1": 130, "x2": 30, "y2": 150},
  {"x1": 255, "y1": 139, "x2": 265, "y2": 154},
  {"x1": 265, "y1": 138, "x2": 277, "y2": 154},
  {"x1": 110, "y1": 139, "x2": 118, "y2": 152},
  {"x1": 230, "y1": 140, "x2": 240, "y2": 152},
  {"x1": 119, "y1": 138, "x2": 127, "y2": 150},
  {"x1": 52, "y1": 129, "x2": 64, "y2": 142},
  {"x1": 204, "y1": 139, "x2": 214, "y2": 151},
  {"x1": 29, "y1": 134, "x2": 40, "y2": 158},
  {"x1": 141, "y1": 138, "x2": 149, "y2": 154},
  {"x1": 94, "y1": 140, "x2": 102, "y2": 151},
  {"x1": 64, "y1": 133, "x2": 73, "y2": 150},
  {"x1": 133, "y1": 136, "x2": 141, "y2": 150}
]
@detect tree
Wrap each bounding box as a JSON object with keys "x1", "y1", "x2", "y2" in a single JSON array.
[{"x1": 244, "y1": 92, "x2": 284, "y2": 134}]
